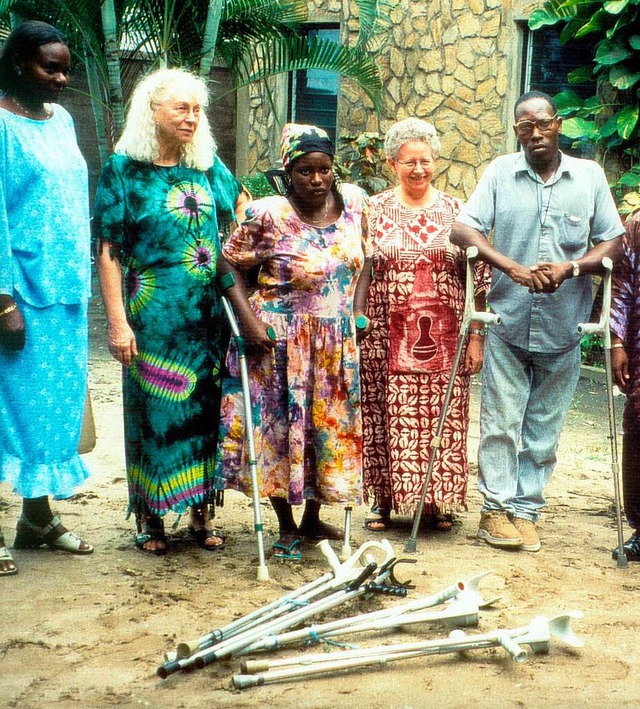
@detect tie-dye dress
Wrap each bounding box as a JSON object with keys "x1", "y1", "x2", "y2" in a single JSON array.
[
  {"x1": 93, "y1": 154, "x2": 240, "y2": 517},
  {"x1": 216, "y1": 183, "x2": 369, "y2": 506}
]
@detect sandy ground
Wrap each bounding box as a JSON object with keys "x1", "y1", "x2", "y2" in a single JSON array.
[{"x1": 1, "y1": 303, "x2": 639, "y2": 709}]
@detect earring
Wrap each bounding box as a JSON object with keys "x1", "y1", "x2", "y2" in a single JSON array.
[{"x1": 331, "y1": 172, "x2": 343, "y2": 192}]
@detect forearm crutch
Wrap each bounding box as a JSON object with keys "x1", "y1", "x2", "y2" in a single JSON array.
[
  {"x1": 405, "y1": 246, "x2": 500, "y2": 553},
  {"x1": 219, "y1": 271, "x2": 269, "y2": 581},
  {"x1": 577, "y1": 257, "x2": 628, "y2": 569}
]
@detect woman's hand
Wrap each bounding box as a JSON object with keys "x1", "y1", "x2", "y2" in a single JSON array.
[
  {"x1": 108, "y1": 321, "x2": 138, "y2": 366},
  {"x1": 242, "y1": 316, "x2": 276, "y2": 351},
  {"x1": 462, "y1": 335, "x2": 484, "y2": 375},
  {"x1": 611, "y1": 345, "x2": 629, "y2": 392},
  {"x1": 0, "y1": 301, "x2": 26, "y2": 351}
]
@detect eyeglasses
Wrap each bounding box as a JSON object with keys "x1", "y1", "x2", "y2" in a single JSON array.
[
  {"x1": 514, "y1": 114, "x2": 558, "y2": 137},
  {"x1": 395, "y1": 159, "x2": 433, "y2": 170}
]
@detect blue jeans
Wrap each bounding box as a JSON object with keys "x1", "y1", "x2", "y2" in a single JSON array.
[{"x1": 477, "y1": 332, "x2": 581, "y2": 522}]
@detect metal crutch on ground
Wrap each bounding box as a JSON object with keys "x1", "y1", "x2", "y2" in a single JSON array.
[
  {"x1": 405, "y1": 246, "x2": 500, "y2": 553},
  {"x1": 219, "y1": 271, "x2": 269, "y2": 581},
  {"x1": 577, "y1": 257, "x2": 628, "y2": 569}
]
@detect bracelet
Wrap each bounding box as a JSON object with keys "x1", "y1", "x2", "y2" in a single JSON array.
[
  {"x1": 0, "y1": 302, "x2": 17, "y2": 318},
  {"x1": 610, "y1": 343, "x2": 625, "y2": 350},
  {"x1": 468, "y1": 327, "x2": 486, "y2": 337}
]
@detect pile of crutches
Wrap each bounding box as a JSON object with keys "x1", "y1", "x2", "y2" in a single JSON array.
[{"x1": 156, "y1": 538, "x2": 584, "y2": 689}]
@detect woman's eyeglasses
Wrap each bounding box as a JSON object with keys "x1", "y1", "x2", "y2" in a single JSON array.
[
  {"x1": 514, "y1": 114, "x2": 558, "y2": 137},
  {"x1": 395, "y1": 159, "x2": 433, "y2": 170}
]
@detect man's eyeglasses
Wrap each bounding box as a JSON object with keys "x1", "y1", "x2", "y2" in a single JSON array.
[
  {"x1": 395, "y1": 159, "x2": 433, "y2": 170},
  {"x1": 513, "y1": 114, "x2": 559, "y2": 137}
]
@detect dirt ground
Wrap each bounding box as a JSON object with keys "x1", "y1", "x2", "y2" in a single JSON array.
[{"x1": 1, "y1": 301, "x2": 639, "y2": 709}]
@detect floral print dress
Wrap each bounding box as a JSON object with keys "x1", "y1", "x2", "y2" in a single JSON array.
[
  {"x1": 216, "y1": 183, "x2": 369, "y2": 506},
  {"x1": 93, "y1": 154, "x2": 240, "y2": 517},
  {"x1": 360, "y1": 188, "x2": 490, "y2": 517}
]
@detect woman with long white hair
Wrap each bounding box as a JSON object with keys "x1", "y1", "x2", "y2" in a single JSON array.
[{"x1": 94, "y1": 67, "x2": 244, "y2": 555}]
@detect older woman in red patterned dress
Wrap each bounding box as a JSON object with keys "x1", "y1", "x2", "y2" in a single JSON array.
[{"x1": 360, "y1": 118, "x2": 490, "y2": 532}]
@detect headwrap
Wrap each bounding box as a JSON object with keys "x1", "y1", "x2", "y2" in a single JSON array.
[{"x1": 280, "y1": 123, "x2": 334, "y2": 168}]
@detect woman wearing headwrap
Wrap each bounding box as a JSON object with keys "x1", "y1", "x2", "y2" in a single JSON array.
[{"x1": 217, "y1": 123, "x2": 372, "y2": 560}]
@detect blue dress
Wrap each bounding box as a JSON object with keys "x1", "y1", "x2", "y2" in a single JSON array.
[{"x1": 0, "y1": 105, "x2": 91, "y2": 498}]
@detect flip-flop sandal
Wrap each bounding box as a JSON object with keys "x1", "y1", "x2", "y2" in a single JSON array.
[
  {"x1": 363, "y1": 506, "x2": 391, "y2": 532},
  {"x1": 189, "y1": 527, "x2": 226, "y2": 551},
  {"x1": 272, "y1": 537, "x2": 302, "y2": 560}
]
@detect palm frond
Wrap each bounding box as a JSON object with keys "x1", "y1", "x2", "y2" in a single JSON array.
[{"x1": 224, "y1": 34, "x2": 383, "y2": 110}]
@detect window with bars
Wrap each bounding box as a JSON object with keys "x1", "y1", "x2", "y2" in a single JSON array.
[{"x1": 289, "y1": 25, "x2": 340, "y2": 144}]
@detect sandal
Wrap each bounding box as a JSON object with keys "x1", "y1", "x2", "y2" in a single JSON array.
[
  {"x1": 13, "y1": 514, "x2": 93, "y2": 554},
  {"x1": 135, "y1": 514, "x2": 167, "y2": 556},
  {"x1": 423, "y1": 513, "x2": 455, "y2": 532},
  {"x1": 298, "y1": 520, "x2": 343, "y2": 541},
  {"x1": 272, "y1": 534, "x2": 302, "y2": 560},
  {"x1": 363, "y1": 506, "x2": 391, "y2": 532},
  {"x1": 0, "y1": 530, "x2": 17, "y2": 576},
  {"x1": 188, "y1": 527, "x2": 226, "y2": 551}
]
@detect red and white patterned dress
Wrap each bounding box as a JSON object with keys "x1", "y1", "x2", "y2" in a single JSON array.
[{"x1": 360, "y1": 188, "x2": 490, "y2": 517}]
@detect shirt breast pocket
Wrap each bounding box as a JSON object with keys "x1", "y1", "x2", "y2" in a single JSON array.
[{"x1": 559, "y1": 213, "x2": 589, "y2": 254}]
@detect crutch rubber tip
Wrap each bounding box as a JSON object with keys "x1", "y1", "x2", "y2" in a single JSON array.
[
  {"x1": 233, "y1": 674, "x2": 264, "y2": 689},
  {"x1": 257, "y1": 565, "x2": 270, "y2": 581},
  {"x1": 176, "y1": 640, "x2": 200, "y2": 659},
  {"x1": 404, "y1": 538, "x2": 418, "y2": 553}
]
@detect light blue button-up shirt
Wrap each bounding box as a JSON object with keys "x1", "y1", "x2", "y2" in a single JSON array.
[{"x1": 456, "y1": 151, "x2": 623, "y2": 352}]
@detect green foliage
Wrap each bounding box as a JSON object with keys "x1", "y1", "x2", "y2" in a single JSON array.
[
  {"x1": 580, "y1": 333, "x2": 605, "y2": 366},
  {"x1": 334, "y1": 132, "x2": 394, "y2": 196},
  {"x1": 239, "y1": 173, "x2": 276, "y2": 199},
  {"x1": 529, "y1": 0, "x2": 640, "y2": 216}
]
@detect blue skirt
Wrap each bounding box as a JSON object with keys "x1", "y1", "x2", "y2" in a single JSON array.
[{"x1": 0, "y1": 298, "x2": 90, "y2": 499}]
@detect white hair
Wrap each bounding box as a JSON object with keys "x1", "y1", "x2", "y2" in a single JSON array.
[
  {"x1": 115, "y1": 68, "x2": 217, "y2": 170},
  {"x1": 384, "y1": 117, "x2": 440, "y2": 160}
]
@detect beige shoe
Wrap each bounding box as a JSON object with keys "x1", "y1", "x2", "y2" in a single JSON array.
[
  {"x1": 477, "y1": 511, "x2": 523, "y2": 548},
  {"x1": 511, "y1": 517, "x2": 541, "y2": 552}
]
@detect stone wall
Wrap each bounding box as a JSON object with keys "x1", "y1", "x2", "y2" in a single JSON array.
[{"x1": 238, "y1": 0, "x2": 541, "y2": 199}]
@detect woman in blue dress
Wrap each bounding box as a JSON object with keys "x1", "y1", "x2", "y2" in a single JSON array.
[
  {"x1": 94, "y1": 68, "x2": 244, "y2": 555},
  {"x1": 0, "y1": 21, "x2": 94, "y2": 576}
]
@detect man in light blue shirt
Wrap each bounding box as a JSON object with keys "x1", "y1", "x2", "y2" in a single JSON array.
[{"x1": 451, "y1": 90, "x2": 623, "y2": 552}]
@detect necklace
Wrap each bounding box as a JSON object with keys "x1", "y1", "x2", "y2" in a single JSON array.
[
  {"x1": 153, "y1": 163, "x2": 179, "y2": 185},
  {"x1": 536, "y1": 163, "x2": 560, "y2": 236},
  {"x1": 291, "y1": 197, "x2": 329, "y2": 225},
  {"x1": 9, "y1": 95, "x2": 52, "y2": 120}
]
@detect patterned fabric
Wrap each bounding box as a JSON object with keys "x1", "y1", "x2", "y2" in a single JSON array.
[
  {"x1": 280, "y1": 123, "x2": 334, "y2": 168},
  {"x1": 360, "y1": 189, "x2": 490, "y2": 517},
  {"x1": 93, "y1": 154, "x2": 240, "y2": 517},
  {"x1": 611, "y1": 213, "x2": 640, "y2": 431},
  {"x1": 216, "y1": 183, "x2": 369, "y2": 506},
  {"x1": 0, "y1": 106, "x2": 91, "y2": 499}
]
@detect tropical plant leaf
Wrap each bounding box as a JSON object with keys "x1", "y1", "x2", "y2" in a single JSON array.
[
  {"x1": 595, "y1": 37, "x2": 632, "y2": 64},
  {"x1": 575, "y1": 7, "x2": 607, "y2": 36},
  {"x1": 568, "y1": 65, "x2": 595, "y2": 83},
  {"x1": 554, "y1": 89, "x2": 585, "y2": 113},
  {"x1": 528, "y1": 0, "x2": 578, "y2": 30},
  {"x1": 561, "y1": 116, "x2": 599, "y2": 138},
  {"x1": 616, "y1": 104, "x2": 639, "y2": 139},
  {"x1": 630, "y1": 34, "x2": 640, "y2": 49},
  {"x1": 609, "y1": 63, "x2": 640, "y2": 89},
  {"x1": 223, "y1": 33, "x2": 383, "y2": 110},
  {"x1": 603, "y1": 0, "x2": 630, "y2": 14}
]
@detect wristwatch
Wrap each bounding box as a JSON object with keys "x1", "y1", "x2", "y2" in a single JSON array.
[{"x1": 570, "y1": 260, "x2": 580, "y2": 278}]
